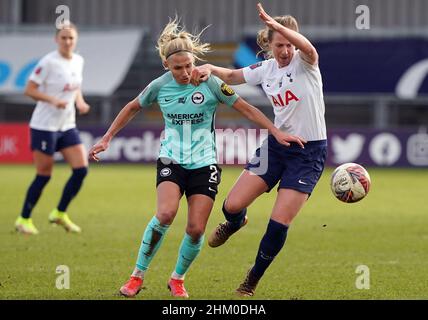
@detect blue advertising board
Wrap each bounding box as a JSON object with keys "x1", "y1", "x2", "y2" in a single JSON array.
[{"x1": 235, "y1": 37, "x2": 428, "y2": 98}]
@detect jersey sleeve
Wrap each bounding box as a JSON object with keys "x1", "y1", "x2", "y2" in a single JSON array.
[
  {"x1": 138, "y1": 72, "x2": 171, "y2": 108},
  {"x1": 28, "y1": 56, "x2": 50, "y2": 85},
  {"x1": 206, "y1": 75, "x2": 239, "y2": 107},
  {"x1": 137, "y1": 83, "x2": 157, "y2": 108},
  {"x1": 242, "y1": 60, "x2": 266, "y2": 85},
  {"x1": 297, "y1": 51, "x2": 319, "y2": 72}
]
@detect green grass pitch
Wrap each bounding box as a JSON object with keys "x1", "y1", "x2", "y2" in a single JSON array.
[{"x1": 0, "y1": 164, "x2": 427, "y2": 300}]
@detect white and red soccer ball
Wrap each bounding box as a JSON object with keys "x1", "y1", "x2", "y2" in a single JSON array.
[{"x1": 330, "y1": 163, "x2": 371, "y2": 203}]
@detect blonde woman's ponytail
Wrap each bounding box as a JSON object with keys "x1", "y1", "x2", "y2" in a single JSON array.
[{"x1": 157, "y1": 17, "x2": 211, "y2": 63}]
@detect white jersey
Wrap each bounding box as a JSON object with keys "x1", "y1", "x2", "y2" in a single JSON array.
[
  {"x1": 243, "y1": 52, "x2": 327, "y2": 141},
  {"x1": 29, "y1": 50, "x2": 84, "y2": 132}
]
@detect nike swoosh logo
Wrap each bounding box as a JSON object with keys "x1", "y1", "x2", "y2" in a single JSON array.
[
  {"x1": 208, "y1": 187, "x2": 216, "y2": 192},
  {"x1": 165, "y1": 98, "x2": 173, "y2": 102},
  {"x1": 298, "y1": 179, "x2": 308, "y2": 185},
  {"x1": 181, "y1": 255, "x2": 192, "y2": 262}
]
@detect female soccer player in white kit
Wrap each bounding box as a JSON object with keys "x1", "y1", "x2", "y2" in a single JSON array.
[
  {"x1": 191, "y1": 3, "x2": 327, "y2": 296},
  {"x1": 15, "y1": 23, "x2": 90, "y2": 235}
]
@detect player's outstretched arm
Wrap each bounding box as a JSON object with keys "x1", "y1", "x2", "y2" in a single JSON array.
[
  {"x1": 191, "y1": 64, "x2": 246, "y2": 86},
  {"x1": 257, "y1": 3, "x2": 318, "y2": 65},
  {"x1": 89, "y1": 98, "x2": 141, "y2": 161},
  {"x1": 232, "y1": 97, "x2": 306, "y2": 148}
]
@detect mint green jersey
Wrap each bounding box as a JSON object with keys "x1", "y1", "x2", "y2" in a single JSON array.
[{"x1": 138, "y1": 73, "x2": 239, "y2": 169}]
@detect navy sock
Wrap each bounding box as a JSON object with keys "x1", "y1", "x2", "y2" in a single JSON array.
[
  {"x1": 21, "y1": 175, "x2": 51, "y2": 218},
  {"x1": 251, "y1": 219, "x2": 289, "y2": 279},
  {"x1": 57, "y1": 167, "x2": 88, "y2": 212},
  {"x1": 222, "y1": 200, "x2": 246, "y2": 230}
]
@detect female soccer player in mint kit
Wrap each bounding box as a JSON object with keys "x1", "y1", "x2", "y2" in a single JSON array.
[
  {"x1": 191, "y1": 3, "x2": 327, "y2": 296},
  {"x1": 89, "y1": 18, "x2": 305, "y2": 298},
  {"x1": 16, "y1": 22, "x2": 90, "y2": 235}
]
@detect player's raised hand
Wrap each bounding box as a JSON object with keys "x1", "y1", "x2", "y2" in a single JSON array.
[
  {"x1": 89, "y1": 137, "x2": 110, "y2": 162},
  {"x1": 257, "y1": 3, "x2": 281, "y2": 31},
  {"x1": 190, "y1": 65, "x2": 211, "y2": 86},
  {"x1": 272, "y1": 129, "x2": 307, "y2": 148}
]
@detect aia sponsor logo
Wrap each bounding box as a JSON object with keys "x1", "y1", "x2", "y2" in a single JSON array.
[
  {"x1": 63, "y1": 83, "x2": 80, "y2": 92},
  {"x1": 270, "y1": 90, "x2": 299, "y2": 107}
]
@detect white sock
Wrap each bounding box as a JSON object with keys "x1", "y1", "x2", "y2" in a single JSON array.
[
  {"x1": 171, "y1": 271, "x2": 185, "y2": 280},
  {"x1": 132, "y1": 267, "x2": 145, "y2": 279}
]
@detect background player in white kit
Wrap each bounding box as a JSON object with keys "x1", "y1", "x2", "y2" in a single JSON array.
[
  {"x1": 191, "y1": 3, "x2": 327, "y2": 296},
  {"x1": 15, "y1": 22, "x2": 90, "y2": 235}
]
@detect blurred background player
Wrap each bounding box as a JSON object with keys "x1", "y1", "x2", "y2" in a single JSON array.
[
  {"x1": 15, "y1": 22, "x2": 90, "y2": 235},
  {"x1": 89, "y1": 17, "x2": 304, "y2": 298},
  {"x1": 191, "y1": 3, "x2": 327, "y2": 296}
]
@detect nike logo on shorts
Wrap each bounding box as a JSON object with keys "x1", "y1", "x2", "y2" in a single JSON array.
[
  {"x1": 298, "y1": 179, "x2": 308, "y2": 185},
  {"x1": 208, "y1": 187, "x2": 216, "y2": 192}
]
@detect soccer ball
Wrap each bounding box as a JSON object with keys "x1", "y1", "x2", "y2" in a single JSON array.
[{"x1": 330, "y1": 163, "x2": 371, "y2": 203}]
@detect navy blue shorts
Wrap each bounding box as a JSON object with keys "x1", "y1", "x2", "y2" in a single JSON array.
[
  {"x1": 245, "y1": 135, "x2": 327, "y2": 194},
  {"x1": 30, "y1": 128, "x2": 82, "y2": 155}
]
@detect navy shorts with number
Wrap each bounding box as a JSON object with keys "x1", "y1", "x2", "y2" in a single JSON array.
[
  {"x1": 30, "y1": 128, "x2": 82, "y2": 156},
  {"x1": 245, "y1": 135, "x2": 327, "y2": 195},
  {"x1": 156, "y1": 158, "x2": 222, "y2": 200}
]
